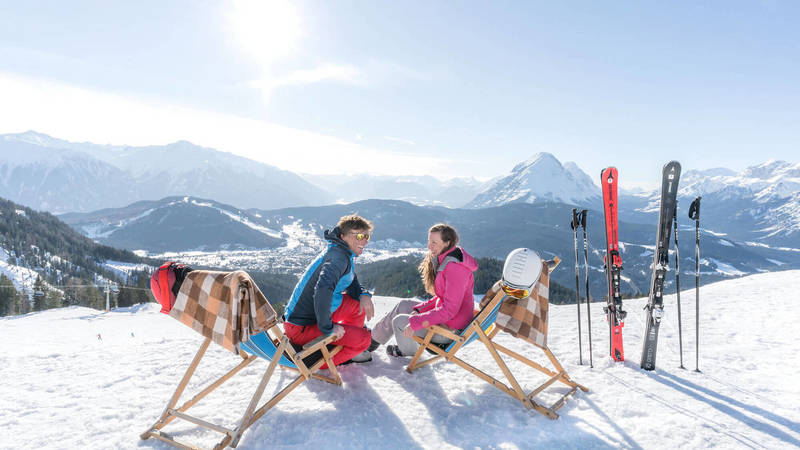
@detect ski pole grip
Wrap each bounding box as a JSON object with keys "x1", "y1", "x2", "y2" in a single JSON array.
[{"x1": 689, "y1": 196, "x2": 701, "y2": 220}]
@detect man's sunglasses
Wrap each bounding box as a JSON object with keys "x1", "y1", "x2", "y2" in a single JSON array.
[{"x1": 348, "y1": 231, "x2": 371, "y2": 241}]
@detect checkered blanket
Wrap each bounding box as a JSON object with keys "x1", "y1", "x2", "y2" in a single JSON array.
[
  {"x1": 169, "y1": 270, "x2": 277, "y2": 354},
  {"x1": 480, "y1": 260, "x2": 556, "y2": 349}
]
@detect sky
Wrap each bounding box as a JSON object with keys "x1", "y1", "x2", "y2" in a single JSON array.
[{"x1": 1, "y1": 1, "x2": 798, "y2": 187}]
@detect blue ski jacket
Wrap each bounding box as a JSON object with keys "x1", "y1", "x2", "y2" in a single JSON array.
[{"x1": 283, "y1": 227, "x2": 371, "y2": 335}]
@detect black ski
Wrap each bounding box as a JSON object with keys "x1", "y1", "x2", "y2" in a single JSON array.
[{"x1": 640, "y1": 161, "x2": 681, "y2": 371}]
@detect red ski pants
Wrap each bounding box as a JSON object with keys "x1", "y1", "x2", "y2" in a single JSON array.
[{"x1": 283, "y1": 294, "x2": 371, "y2": 368}]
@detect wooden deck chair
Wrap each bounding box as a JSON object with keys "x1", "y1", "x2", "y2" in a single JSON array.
[
  {"x1": 141, "y1": 321, "x2": 342, "y2": 449},
  {"x1": 406, "y1": 256, "x2": 588, "y2": 419}
]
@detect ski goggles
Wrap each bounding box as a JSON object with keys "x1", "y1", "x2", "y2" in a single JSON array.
[
  {"x1": 348, "y1": 231, "x2": 371, "y2": 241},
  {"x1": 500, "y1": 283, "x2": 531, "y2": 299}
]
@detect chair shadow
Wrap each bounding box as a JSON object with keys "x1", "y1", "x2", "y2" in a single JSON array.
[
  {"x1": 579, "y1": 396, "x2": 643, "y2": 450},
  {"x1": 243, "y1": 364, "x2": 422, "y2": 449},
  {"x1": 395, "y1": 351, "x2": 620, "y2": 449},
  {"x1": 655, "y1": 371, "x2": 800, "y2": 446}
]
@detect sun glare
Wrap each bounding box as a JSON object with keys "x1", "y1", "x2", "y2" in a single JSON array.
[{"x1": 228, "y1": 0, "x2": 303, "y2": 66}]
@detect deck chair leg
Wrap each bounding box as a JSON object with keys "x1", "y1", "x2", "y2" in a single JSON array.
[
  {"x1": 320, "y1": 345, "x2": 342, "y2": 385},
  {"x1": 142, "y1": 337, "x2": 211, "y2": 439},
  {"x1": 475, "y1": 326, "x2": 528, "y2": 403},
  {"x1": 543, "y1": 348, "x2": 588, "y2": 392},
  {"x1": 407, "y1": 329, "x2": 436, "y2": 372},
  {"x1": 227, "y1": 337, "x2": 289, "y2": 448}
]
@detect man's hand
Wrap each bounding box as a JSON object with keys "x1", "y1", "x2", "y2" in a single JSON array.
[
  {"x1": 402, "y1": 324, "x2": 414, "y2": 338},
  {"x1": 332, "y1": 324, "x2": 346, "y2": 340},
  {"x1": 359, "y1": 294, "x2": 375, "y2": 321}
]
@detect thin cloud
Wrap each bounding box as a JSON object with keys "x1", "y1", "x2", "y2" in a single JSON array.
[
  {"x1": 384, "y1": 136, "x2": 417, "y2": 146},
  {"x1": 0, "y1": 73, "x2": 470, "y2": 177},
  {"x1": 272, "y1": 63, "x2": 365, "y2": 88}
]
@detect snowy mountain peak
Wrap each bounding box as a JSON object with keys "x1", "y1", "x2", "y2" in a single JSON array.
[
  {"x1": 682, "y1": 167, "x2": 737, "y2": 179},
  {"x1": 466, "y1": 153, "x2": 600, "y2": 208},
  {"x1": 743, "y1": 159, "x2": 797, "y2": 179},
  {"x1": 3, "y1": 130, "x2": 73, "y2": 148},
  {"x1": 512, "y1": 152, "x2": 562, "y2": 173}
]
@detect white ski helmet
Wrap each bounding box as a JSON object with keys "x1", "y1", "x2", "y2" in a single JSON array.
[{"x1": 501, "y1": 248, "x2": 543, "y2": 298}]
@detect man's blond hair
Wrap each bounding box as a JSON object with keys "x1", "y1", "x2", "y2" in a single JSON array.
[{"x1": 337, "y1": 214, "x2": 373, "y2": 236}]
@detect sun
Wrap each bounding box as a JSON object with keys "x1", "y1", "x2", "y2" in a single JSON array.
[{"x1": 227, "y1": 0, "x2": 303, "y2": 67}]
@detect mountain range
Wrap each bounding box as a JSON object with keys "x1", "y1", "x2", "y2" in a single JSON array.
[
  {"x1": 0, "y1": 131, "x2": 331, "y2": 213},
  {"x1": 59, "y1": 196, "x2": 799, "y2": 299},
  {"x1": 5, "y1": 131, "x2": 799, "y2": 249},
  {"x1": 2, "y1": 130, "x2": 798, "y2": 297}
]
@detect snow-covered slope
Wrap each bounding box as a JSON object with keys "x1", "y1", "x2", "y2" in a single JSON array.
[
  {"x1": 3, "y1": 270, "x2": 798, "y2": 449},
  {"x1": 466, "y1": 153, "x2": 601, "y2": 208},
  {"x1": 60, "y1": 196, "x2": 285, "y2": 252}
]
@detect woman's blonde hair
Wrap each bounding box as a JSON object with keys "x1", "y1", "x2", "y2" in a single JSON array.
[{"x1": 418, "y1": 223, "x2": 459, "y2": 294}]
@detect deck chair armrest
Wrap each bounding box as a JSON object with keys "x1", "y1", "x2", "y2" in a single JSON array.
[
  {"x1": 297, "y1": 333, "x2": 338, "y2": 359},
  {"x1": 427, "y1": 325, "x2": 464, "y2": 342}
]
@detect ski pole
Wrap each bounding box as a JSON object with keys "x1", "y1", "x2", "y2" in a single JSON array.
[
  {"x1": 673, "y1": 209, "x2": 685, "y2": 369},
  {"x1": 580, "y1": 209, "x2": 593, "y2": 368},
  {"x1": 689, "y1": 196, "x2": 701, "y2": 372},
  {"x1": 571, "y1": 208, "x2": 583, "y2": 365}
]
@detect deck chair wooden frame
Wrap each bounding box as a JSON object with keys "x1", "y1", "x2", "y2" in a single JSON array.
[
  {"x1": 141, "y1": 321, "x2": 342, "y2": 449},
  {"x1": 406, "y1": 289, "x2": 588, "y2": 419}
]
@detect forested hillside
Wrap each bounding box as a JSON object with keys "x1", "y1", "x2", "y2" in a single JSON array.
[
  {"x1": 357, "y1": 256, "x2": 576, "y2": 304},
  {"x1": 0, "y1": 197, "x2": 154, "y2": 314}
]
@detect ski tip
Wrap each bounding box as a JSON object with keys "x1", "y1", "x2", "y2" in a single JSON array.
[{"x1": 665, "y1": 160, "x2": 682, "y2": 171}]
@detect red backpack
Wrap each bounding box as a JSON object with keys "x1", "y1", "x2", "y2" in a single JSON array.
[{"x1": 150, "y1": 261, "x2": 192, "y2": 314}]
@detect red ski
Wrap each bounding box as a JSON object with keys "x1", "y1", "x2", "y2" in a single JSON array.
[{"x1": 601, "y1": 167, "x2": 626, "y2": 361}]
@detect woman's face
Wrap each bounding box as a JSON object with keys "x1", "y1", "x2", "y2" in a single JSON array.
[{"x1": 427, "y1": 231, "x2": 450, "y2": 257}]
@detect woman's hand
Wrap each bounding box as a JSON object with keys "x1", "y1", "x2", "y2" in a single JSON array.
[{"x1": 402, "y1": 325, "x2": 414, "y2": 338}]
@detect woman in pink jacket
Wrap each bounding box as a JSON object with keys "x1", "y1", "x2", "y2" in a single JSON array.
[{"x1": 370, "y1": 223, "x2": 478, "y2": 357}]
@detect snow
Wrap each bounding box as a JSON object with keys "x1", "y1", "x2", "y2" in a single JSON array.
[
  {"x1": 147, "y1": 221, "x2": 425, "y2": 275},
  {"x1": 102, "y1": 260, "x2": 155, "y2": 282},
  {"x1": 2, "y1": 271, "x2": 800, "y2": 449},
  {"x1": 181, "y1": 198, "x2": 283, "y2": 239},
  {"x1": 703, "y1": 258, "x2": 747, "y2": 276},
  {"x1": 468, "y1": 152, "x2": 601, "y2": 208},
  {"x1": 0, "y1": 248, "x2": 40, "y2": 292}
]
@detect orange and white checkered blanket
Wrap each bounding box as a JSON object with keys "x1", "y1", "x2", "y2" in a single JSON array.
[
  {"x1": 481, "y1": 261, "x2": 554, "y2": 349},
  {"x1": 169, "y1": 270, "x2": 277, "y2": 354}
]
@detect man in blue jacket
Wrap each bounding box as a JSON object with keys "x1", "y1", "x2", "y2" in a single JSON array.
[{"x1": 283, "y1": 214, "x2": 375, "y2": 366}]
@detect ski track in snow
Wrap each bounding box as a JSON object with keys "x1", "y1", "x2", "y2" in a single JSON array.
[{"x1": 1, "y1": 271, "x2": 799, "y2": 449}]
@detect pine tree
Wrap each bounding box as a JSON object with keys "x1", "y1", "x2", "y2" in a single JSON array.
[
  {"x1": 45, "y1": 288, "x2": 63, "y2": 309},
  {"x1": 33, "y1": 276, "x2": 47, "y2": 311},
  {"x1": 0, "y1": 274, "x2": 16, "y2": 316}
]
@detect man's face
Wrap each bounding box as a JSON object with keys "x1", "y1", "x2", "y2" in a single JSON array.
[{"x1": 341, "y1": 229, "x2": 370, "y2": 256}]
